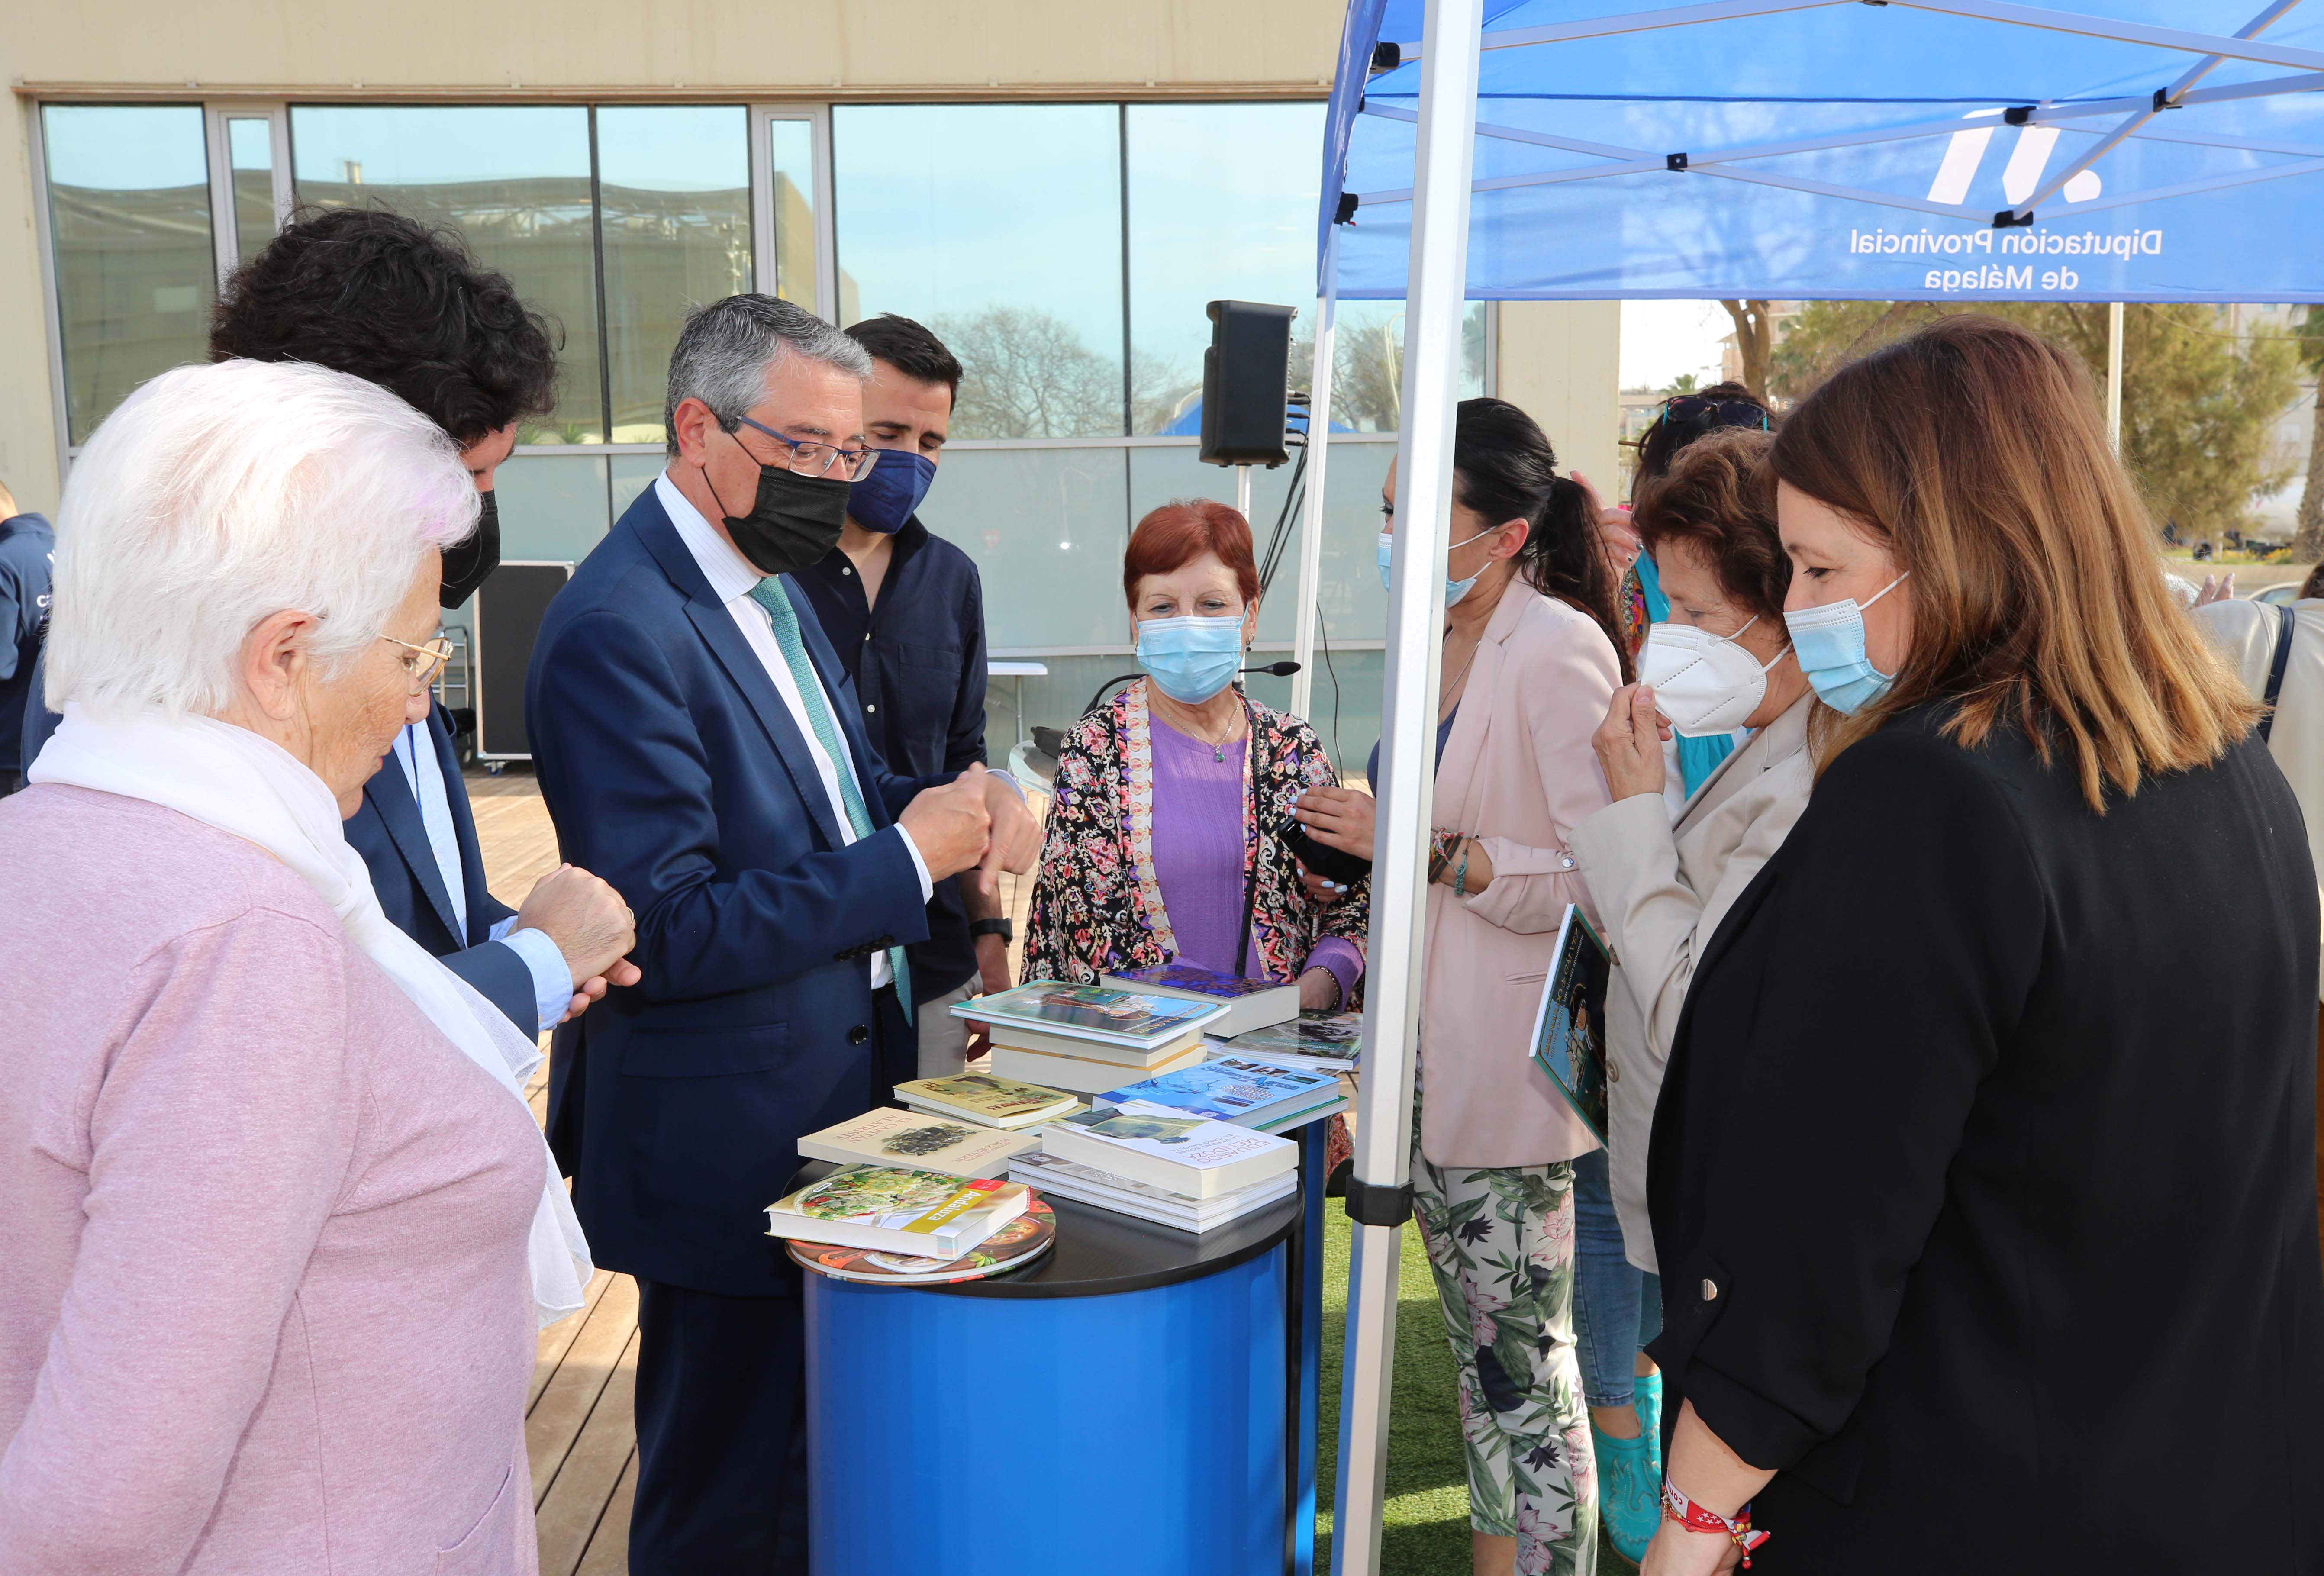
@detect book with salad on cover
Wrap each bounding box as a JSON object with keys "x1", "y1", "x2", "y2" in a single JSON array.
[
  {"x1": 765, "y1": 1165, "x2": 1028, "y2": 1258},
  {"x1": 1526, "y1": 904, "x2": 1612, "y2": 1145},
  {"x1": 785, "y1": 1200, "x2": 1056, "y2": 1286},
  {"x1": 1223, "y1": 1010, "x2": 1365, "y2": 1072},
  {"x1": 796, "y1": 1109, "x2": 1039, "y2": 1178},
  {"x1": 1093, "y1": 1057, "x2": 1340, "y2": 1128},
  {"x1": 893, "y1": 1073, "x2": 1082, "y2": 1131},
  {"x1": 1100, "y1": 962, "x2": 1299, "y2": 1038},
  {"x1": 1039, "y1": 1100, "x2": 1296, "y2": 1199},
  {"x1": 952, "y1": 981, "x2": 1224, "y2": 1055}
]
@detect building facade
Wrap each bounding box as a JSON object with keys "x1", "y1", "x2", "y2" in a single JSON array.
[{"x1": 4, "y1": 0, "x2": 1618, "y2": 764}]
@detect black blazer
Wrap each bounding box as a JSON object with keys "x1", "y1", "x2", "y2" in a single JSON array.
[
  {"x1": 1648, "y1": 706, "x2": 2324, "y2": 1572},
  {"x1": 526, "y1": 486, "x2": 949, "y2": 1299},
  {"x1": 342, "y1": 703, "x2": 533, "y2": 1033}
]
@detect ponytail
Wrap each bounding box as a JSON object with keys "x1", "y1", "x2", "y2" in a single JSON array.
[{"x1": 1521, "y1": 474, "x2": 1634, "y2": 684}]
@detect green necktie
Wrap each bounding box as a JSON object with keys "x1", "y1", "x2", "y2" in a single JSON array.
[{"x1": 746, "y1": 577, "x2": 911, "y2": 1013}]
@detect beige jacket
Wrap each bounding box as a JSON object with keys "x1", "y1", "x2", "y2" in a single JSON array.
[
  {"x1": 2192, "y1": 596, "x2": 2324, "y2": 1002},
  {"x1": 1570, "y1": 694, "x2": 1815, "y2": 1272},
  {"x1": 1416, "y1": 583, "x2": 1619, "y2": 1167}
]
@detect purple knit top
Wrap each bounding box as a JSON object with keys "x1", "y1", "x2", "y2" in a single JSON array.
[{"x1": 1147, "y1": 716, "x2": 1363, "y2": 1006}]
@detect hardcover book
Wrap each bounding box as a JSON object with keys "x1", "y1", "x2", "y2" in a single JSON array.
[
  {"x1": 952, "y1": 981, "x2": 1225, "y2": 1051},
  {"x1": 892, "y1": 1073, "x2": 1081, "y2": 1130},
  {"x1": 796, "y1": 1109, "x2": 1040, "y2": 1179},
  {"x1": 1223, "y1": 1011, "x2": 1365, "y2": 1072},
  {"x1": 989, "y1": 1038, "x2": 1210, "y2": 1095},
  {"x1": 765, "y1": 1165, "x2": 1029, "y2": 1259},
  {"x1": 1010, "y1": 1151, "x2": 1296, "y2": 1233},
  {"x1": 1093, "y1": 1056, "x2": 1340, "y2": 1126},
  {"x1": 786, "y1": 1201, "x2": 1057, "y2": 1285},
  {"x1": 1038, "y1": 1099, "x2": 1297, "y2": 1199},
  {"x1": 1526, "y1": 904, "x2": 1612, "y2": 1145}
]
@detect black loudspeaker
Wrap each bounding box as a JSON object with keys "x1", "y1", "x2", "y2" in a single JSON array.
[
  {"x1": 473, "y1": 560, "x2": 573, "y2": 761},
  {"x1": 1199, "y1": 300, "x2": 1296, "y2": 468}
]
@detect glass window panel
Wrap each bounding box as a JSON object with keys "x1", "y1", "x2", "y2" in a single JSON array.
[
  {"x1": 596, "y1": 106, "x2": 752, "y2": 445},
  {"x1": 226, "y1": 116, "x2": 277, "y2": 264},
  {"x1": 834, "y1": 105, "x2": 1125, "y2": 439},
  {"x1": 1328, "y1": 300, "x2": 1489, "y2": 432},
  {"x1": 489, "y1": 453, "x2": 611, "y2": 572},
  {"x1": 1126, "y1": 103, "x2": 1325, "y2": 434},
  {"x1": 41, "y1": 105, "x2": 215, "y2": 445},
  {"x1": 928, "y1": 446, "x2": 1129, "y2": 648},
  {"x1": 289, "y1": 106, "x2": 604, "y2": 444},
  {"x1": 610, "y1": 453, "x2": 665, "y2": 525},
  {"x1": 767, "y1": 119, "x2": 819, "y2": 316}
]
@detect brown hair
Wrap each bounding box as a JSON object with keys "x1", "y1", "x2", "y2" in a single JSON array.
[
  {"x1": 1771, "y1": 314, "x2": 2257, "y2": 810},
  {"x1": 1124, "y1": 498, "x2": 1260, "y2": 608},
  {"x1": 1632, "y1": 427, "x2": 1788, "y2": 626}
]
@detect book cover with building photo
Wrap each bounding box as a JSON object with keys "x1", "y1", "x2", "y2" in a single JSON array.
[{"x1": 1527, "y1": 904, "x2": 1612, "y2": 1145}]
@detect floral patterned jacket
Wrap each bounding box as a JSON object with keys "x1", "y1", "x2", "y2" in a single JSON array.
[{"x1": 1022, "y1": 680, "x2": 1370, "y2": 996}]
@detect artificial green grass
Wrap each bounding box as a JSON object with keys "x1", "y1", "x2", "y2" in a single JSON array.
[{"x1": 1313, "y1": 1208, "x2": 1640, "y2": 1576}]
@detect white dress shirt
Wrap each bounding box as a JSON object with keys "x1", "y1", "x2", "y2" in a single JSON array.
[
  {"x1": 389, "y1": 721, "x2": 573, "y2": 1032},
  {"x1": 655, "y1": 473, "x2": 931, "y2": 988}
]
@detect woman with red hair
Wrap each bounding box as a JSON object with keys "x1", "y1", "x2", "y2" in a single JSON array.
[{"x1": 1022, "y1": 499, "x2": 1367, "y2": 1012}]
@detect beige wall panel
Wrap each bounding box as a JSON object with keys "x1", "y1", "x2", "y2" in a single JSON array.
[
  {"x1": 10, "y1": 0, "x2": 1344, "y2": 95},
  {"x1": 1495, "y1": 299, "x2": 1620, "y2": 505},
  {"x1": 0, "y1": 104, "x2": 59, "y2": 515}
]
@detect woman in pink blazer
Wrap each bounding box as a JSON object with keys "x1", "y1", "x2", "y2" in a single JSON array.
[{"x1": 1296, "y1": 398, "x2": 1627, "y2": 1576}]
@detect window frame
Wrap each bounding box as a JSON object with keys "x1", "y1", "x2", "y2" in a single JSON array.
[{"x1": 203, "y1": 102, "x2": 293, "y2": 280}]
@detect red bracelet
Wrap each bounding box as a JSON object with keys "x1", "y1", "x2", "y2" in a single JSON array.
[{"x1": 1661, "y1": 1481, "x2": 1772, "y2": 1567}]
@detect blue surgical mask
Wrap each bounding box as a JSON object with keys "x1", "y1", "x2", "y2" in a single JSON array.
[
  {"x1": 1782, "y1": 572, "x2": 1909, "y2": 715},
  {"x1": 1377, "y1": 526, "x2": 1495, "y2": 608},
  {"x1": 847, "y1": 448, "x2": 936, "y2": 535},
  {"x1": 1136, "y1": 613, "x2": 1247, "y2": 703}
]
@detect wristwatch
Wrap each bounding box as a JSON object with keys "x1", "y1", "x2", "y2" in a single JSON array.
[{"x1": 969, "y1": 919, "x2": 1015, "y2": 943}]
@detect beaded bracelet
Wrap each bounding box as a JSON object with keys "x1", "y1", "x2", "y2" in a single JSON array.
[{"x1": 1661, "y1": 1481, "x2": 1771, "y2": 1568}]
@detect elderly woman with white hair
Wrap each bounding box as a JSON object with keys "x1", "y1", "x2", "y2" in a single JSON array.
[{"x1": 0, "y1": 359, "x2": 602, "y2": 1575}]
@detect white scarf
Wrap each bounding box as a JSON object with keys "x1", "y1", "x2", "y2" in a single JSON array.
[{"x1": 33, "y1": 704, "x2": 592, "y2": 1328}]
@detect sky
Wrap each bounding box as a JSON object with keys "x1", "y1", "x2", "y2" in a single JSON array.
[{"x1": 1618, "y1": 300, "x2": 1735, "y2": 392}]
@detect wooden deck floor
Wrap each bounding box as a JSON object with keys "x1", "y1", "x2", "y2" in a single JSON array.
[{"x1": 469, "y1": 765, "x2": 1039, "y2": 1576}]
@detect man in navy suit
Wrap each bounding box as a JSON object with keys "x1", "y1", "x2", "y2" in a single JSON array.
[{"x1": 526, "y1": 295, "x2": 1038, "y2": 1576}]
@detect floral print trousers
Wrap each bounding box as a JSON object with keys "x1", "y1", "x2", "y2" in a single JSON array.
[{"x1": 1409, "y1": 1085, "x2": 1596, "y2": 1576}]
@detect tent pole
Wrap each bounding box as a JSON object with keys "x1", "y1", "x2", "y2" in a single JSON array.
[
  {"x1": 1331, "y1": 0, "x2": 1480, "y2": 1568},
  {"x1": 1238, "y1": 464, "x2": 1253, "y2": 522},
  {"x1": 1290, "y1": 230, "x2": 1341, "y2": 723},
  {"x1": 2106, "y1": 301, "x2": 2124, "y2": 452}
]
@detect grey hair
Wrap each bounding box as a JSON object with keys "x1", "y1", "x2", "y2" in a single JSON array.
[{"x1": 662, "y1": 294, "x2": 871, "y2": 456}]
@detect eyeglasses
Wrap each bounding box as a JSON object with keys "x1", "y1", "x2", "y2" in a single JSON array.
[
  {"x1": 380, "y1": 633, "x2": 456, "y2": 695},
  {"x1": 1659, "y1": 396, "x2": 1771, "y2": 437},
  {"x1": 730, "y1": 414, "x2": 876, "y2": 481}
]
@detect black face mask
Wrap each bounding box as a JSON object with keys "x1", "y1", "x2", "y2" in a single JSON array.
[
  {"x1": 708, "y1": 454, "x2": 851, "y2": 578},
  {"x1": 440, "y1": 488, "x2": 501, "y2": 608}
]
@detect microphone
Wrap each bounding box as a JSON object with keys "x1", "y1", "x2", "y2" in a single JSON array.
[{"x1": 1241, "y1": 660, "x2": 1302, "y2": 677}]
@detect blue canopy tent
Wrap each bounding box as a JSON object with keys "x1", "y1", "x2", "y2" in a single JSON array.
[{"x1": 1311, "y1": 5, "x2": 2324, "y2": 1571}]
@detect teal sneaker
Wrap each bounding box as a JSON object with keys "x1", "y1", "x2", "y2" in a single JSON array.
[
  {"x1": 1636, "y1": 1370, "x2": 1664, "y2": 1475},
  {"x1": 1594, "y1": 1424, "x2": 1661, "y2": 1564}
]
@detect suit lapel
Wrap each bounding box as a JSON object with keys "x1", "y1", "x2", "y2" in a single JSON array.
[
  {"x1": 428, "y1": 706, "x2": 492, "y2": 944},
  {"x1": 363, "y1": 750, "x2": 464, "y2": 943}
]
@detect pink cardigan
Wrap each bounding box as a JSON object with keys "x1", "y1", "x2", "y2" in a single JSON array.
[
  {"x1": 1417, "y1": 584, "x2": 1620, "y2": 1167},
  {"x1": 0, "y1": 786, "x2": 543, "y2": 1576}
]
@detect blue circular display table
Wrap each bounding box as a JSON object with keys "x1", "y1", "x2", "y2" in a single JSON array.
[{"x1": 796, "y1": 1144, "x2": 1319, "y2": 1576}]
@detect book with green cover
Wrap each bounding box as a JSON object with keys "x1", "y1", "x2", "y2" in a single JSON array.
[
  {"x1": 893, "y1": 1073, "x2": 1082, "y2": 1130},
  {"x1": 1526, "y1": 904, "x2": 1612, "y2": 1145},
  {"x1": 952, "y1": 980, "x2": 1225, "y2": 1050},
  {"x1": 765, "y1": 1165, "x2": 1029, "y2": 1258}
]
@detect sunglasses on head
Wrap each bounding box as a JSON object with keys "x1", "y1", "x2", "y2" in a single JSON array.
[{"x1": 1659, "y1": 395, "x2": 1771, "y2": 438}]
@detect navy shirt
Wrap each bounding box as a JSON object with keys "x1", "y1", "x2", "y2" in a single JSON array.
[
  {"x1": 0, "y1": 514, "x2": 55, "y2": 777},
  {"x1": 795, "y1": 516, "x2": 990, "y2": 998},
  {"x1": 1367, "y1": 704, "x2": 1460, "y2": 793}
]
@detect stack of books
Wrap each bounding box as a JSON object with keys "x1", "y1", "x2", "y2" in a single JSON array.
[
  {"x1": 1219, "y1": 1010, "x2": 1364, "y2": 1074},
  {"x1": 1009, "y1": 1100, "x2": 1300, "y2": 1233},
  {"x1": 952, "y1": 981, "x2": 1225, "y2": 1095},
  {"x1": 1100, "y1": 962, "x2": 1301, "y2": 1038},
  {"x1": 1093, "y1": 1056, "x2": 1344, "y2": 1133}
]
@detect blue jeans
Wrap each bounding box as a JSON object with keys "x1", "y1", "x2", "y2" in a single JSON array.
[{"x1": 1570, "y1": 1147, "x2": 1663, "y2": 1410}]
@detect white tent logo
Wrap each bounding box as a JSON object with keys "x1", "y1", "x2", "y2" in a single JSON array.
[{"x1": 1928, "y1": 112, "x2": 2103, "y2": 207}]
